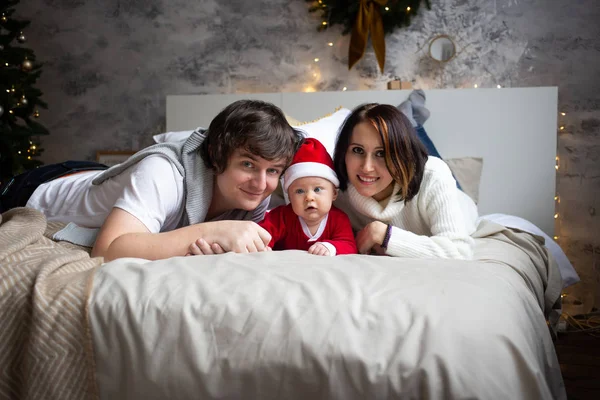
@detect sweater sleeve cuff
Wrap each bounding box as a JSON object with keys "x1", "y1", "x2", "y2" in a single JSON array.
[{"x1": 319, "y1": 242, "x2": 337, "y2": 256}]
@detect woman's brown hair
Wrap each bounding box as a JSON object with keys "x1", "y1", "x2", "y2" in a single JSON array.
[{"x1": 333, "y1": 103, "x2": 428, "y2": 202}]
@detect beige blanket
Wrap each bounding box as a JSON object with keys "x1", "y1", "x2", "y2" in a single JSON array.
[
  {"x1": 0, "y1": 208, "x2": 102, "y2": 400},
  {"x1": 89, "y1": 220, "x2": 565, "y2": 400}
]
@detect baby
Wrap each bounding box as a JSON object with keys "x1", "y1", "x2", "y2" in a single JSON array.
[{"x1": 259, "y1": 138, "x2": 357, "y2": 256}]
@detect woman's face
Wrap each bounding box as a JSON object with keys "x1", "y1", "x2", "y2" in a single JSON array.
[{"x1": 345, "y1": 121, "x2": 395, "y2": 201}]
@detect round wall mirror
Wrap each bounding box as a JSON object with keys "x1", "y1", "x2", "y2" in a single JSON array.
[{"x1": 428, "y1": 35, "x2": 456, "y2": 63}]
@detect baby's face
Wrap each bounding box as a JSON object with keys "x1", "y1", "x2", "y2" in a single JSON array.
[{"x1": 287, "y1": 177, "x2": 338, "y2": 225}]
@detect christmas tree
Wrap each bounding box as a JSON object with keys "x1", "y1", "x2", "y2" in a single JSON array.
[{"x1": 0, "y1": 0, "x2": 48, "y2": 184}]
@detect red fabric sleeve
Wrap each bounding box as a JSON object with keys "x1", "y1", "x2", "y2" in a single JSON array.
[
  {"x1": 321, "y1": 208, "x2": 358, "y2": 255},
  {"x1": 258, "y1": 206, "x2": 286, "y2": 248}
]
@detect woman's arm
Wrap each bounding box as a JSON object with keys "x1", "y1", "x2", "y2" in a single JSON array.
[
  {"x1": 92, "y1": 207, "x2": 272, "y2": 261},
  {"x1": 384, "y1": 175, "x2": 474, "y2": 260}
]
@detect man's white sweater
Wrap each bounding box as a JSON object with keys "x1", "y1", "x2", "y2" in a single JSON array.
[{"x1": 335, "y1": 157, "x2": 477, "y2": 259}]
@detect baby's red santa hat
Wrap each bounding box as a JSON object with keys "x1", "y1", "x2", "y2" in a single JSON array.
[{"x1": 283, "y1": 138, "x2": 340, "y2": 192}]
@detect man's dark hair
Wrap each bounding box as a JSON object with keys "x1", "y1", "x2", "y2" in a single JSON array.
[{"x1": 200, "y1": 100, "x2": 303, "y2": 173}]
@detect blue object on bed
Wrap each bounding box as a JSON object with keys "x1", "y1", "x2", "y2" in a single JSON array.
[
  {"x1": 398, "y1": 90, "x2": 463, "y2": 191},
  {"x1": 415, "y1": 124, "x2": 463, "y2": 191}
]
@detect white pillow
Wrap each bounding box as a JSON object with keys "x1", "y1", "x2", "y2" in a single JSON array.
[
  {"x1": 445, "y1": 157, "x2": 483, "y2": 204},
  {"x1": 153, "y1": 107, "x2": 352, "y2": 152},
  {"x1": 293, "y1": 108, "x2": 352, "y2": 158},
  {"x1": 478, "y1": 213, "x2": 580, "y2": 288},
  {"x1": 152, "y1": 129, "x2": 199, "y2": 144}
]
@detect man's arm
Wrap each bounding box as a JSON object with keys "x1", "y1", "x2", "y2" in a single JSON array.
[{"x1": 92, "y1": 208, "x2": 272, "y2": 262}]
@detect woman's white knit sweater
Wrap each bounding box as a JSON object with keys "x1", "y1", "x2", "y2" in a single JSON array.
[{"x1": 335, "y1": 157, "x2": 477, "y2": 259}]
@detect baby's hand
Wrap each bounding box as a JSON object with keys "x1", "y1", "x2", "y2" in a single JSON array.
[{"x1": 308, "y1": 242, "x2": 330, "y2": 256}]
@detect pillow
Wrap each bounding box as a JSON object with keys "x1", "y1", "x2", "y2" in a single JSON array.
[
  {"x1": 478, "y1": 213, "x2": 580, "y2": 288},
  {"x1": 285, "y1": 114, "x2": 302, "y2": 126},
  {"x1": 292, "y1": 108, "x2": 352, "y2": 158},
  {"x1": 445, "y1": 157, "x2": 483, "y2": 204},
  {"x1": 153, "y1": 129, "x2": 198, "y2": 144}
]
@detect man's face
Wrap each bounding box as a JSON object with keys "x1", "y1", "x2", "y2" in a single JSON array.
[
  {"x1": 214, "y1": 149, "x2": 287, "y2": 211},
  {"x1": 287, "y1": 176, "x2": 338, "y2": 225}
]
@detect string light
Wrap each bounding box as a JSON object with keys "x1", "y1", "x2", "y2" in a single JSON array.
[
  {"x1": 322, "y1": 21, "x2": 327, "y2": 26},
  {"x1": 473, "y1": 84, "x2": 478, "y2": 88},
  {"x1": 554, "y1": 213, "x2": 559, "y2": 219},
  {"x1": 314, "y1": 58, "x2": 319, "y2": 62},
  {"x1": 328, "y1": 42, "x2": 333, "y2": 46},
  {"x1": 560, "y1": 126, "x2": 565, "y2": 130},
  {"x1": 561, "y1": 112, "x2": 566, "y2": 116},
  {"x1": 385, "y1": 7, "x2": 389, "y2": 11},
  {"x1": 407, "y1": 7, "x2": 411, "y2": 12},
  {"x1": 554, "y1": 236, "x2": 559, "y2": 240},
  {"x1": 496, "y1": 84, "x2": 502, "y2": 89},
  {"x1": 342, "y1": 87, "x2": 347, "y2": 91}
]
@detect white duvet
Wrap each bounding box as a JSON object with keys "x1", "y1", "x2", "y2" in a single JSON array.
[{"x1": 88, "y1": 221, "x2": 565, "y2": 400}]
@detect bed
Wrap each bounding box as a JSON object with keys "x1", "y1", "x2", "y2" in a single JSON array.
[{"x1": 0, "y1": 88, "x2": 569, "y2": 400}]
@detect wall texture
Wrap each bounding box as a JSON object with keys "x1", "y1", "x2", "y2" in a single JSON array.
[{"x1": 24, "y1": 0, "x2": 599, "y2": 309}]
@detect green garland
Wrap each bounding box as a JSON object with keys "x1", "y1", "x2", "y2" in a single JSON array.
[{"x1": 306, "y1": 0, "x2": 431, "y2": 35}]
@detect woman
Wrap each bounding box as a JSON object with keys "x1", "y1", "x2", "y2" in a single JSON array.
[{"x1": 332, "y1": 103, "x2": 477, "y2": 259}]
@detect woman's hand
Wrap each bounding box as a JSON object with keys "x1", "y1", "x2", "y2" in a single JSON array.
[
  {"x1": 355, "y1": 221, "x2": 388, "y2": 254},
  {"x1": 308, "y1": 242, "x2": 330, "y2": 256}
]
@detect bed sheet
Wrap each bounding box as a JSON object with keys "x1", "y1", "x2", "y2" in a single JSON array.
[{"x1": 88, "y1": 220, "x2": 565, "y2": 400}]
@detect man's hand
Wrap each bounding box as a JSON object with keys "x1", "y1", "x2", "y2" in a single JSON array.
[
  {"x1": 355, "y1": 221, "x2": 387, "y2": 254},
  {"x1": 187, "y1": 220, "x2": 272, "y2": 255}
]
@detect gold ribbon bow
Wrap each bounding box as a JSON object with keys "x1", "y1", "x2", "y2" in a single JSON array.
[{"x1": 349, "y1": 0, "x2": 388, "y2": 73}]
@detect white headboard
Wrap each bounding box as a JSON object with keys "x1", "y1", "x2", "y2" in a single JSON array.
[{"x1": 167, "y1": 87, "x2": 558, "y2": 235}]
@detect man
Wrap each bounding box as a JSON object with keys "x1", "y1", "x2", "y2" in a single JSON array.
[{"x1": 2, "y1": 100, "x2": 303, "y2": 261}]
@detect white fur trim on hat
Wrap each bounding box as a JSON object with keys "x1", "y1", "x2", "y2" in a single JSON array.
[{"x1": 283, "y1": 161, "x2": 339, "y2": 192}]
